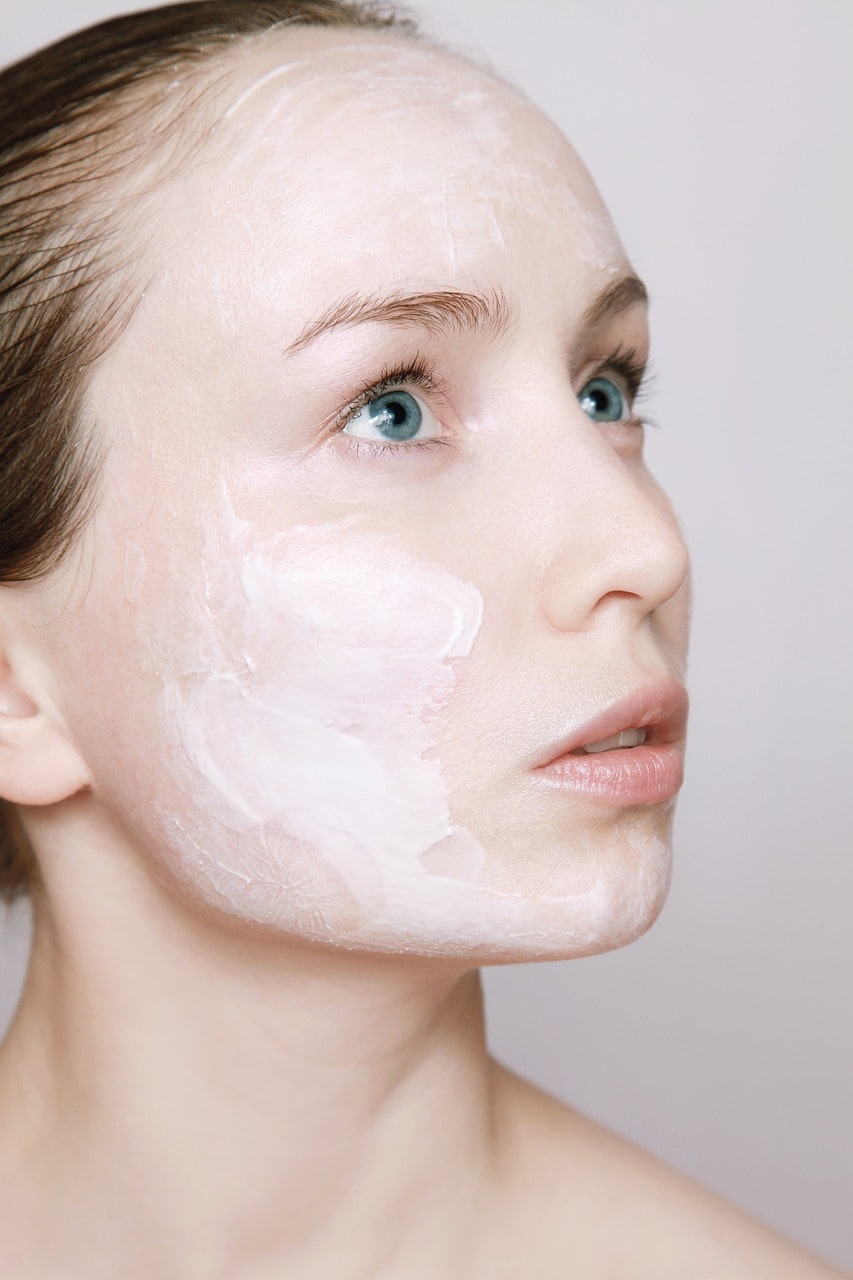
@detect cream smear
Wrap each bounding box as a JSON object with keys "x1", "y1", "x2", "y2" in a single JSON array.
[
  {"x1": 153, "y1": 494, "x2": 498, "y2": 949},
  {"x1": 202, "y1": 37, "x2": 626, "y2": 291}
]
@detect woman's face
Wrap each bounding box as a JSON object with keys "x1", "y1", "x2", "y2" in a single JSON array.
[{"x1": 33, "y1": 30, "x2": 690, "y2": 961}]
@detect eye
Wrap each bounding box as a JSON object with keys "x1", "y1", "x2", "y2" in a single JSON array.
[
  {"x1": 342, "y1": 389, "x2": 437, "y2": 445},
  {"x1": 578, "y1": 375, "x2": 628, "y2": 424}
]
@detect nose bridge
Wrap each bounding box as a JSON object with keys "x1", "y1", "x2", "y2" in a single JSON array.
[{"x1": 534, "y1": 414, "x2": 689, "y2": 630}]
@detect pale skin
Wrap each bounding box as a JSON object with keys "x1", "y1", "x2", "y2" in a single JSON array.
[{"x1": 0, "y1": 27, "x2": 842, "y2": 1280}]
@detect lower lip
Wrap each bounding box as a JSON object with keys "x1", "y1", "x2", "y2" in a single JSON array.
[{"x1": 532, "y1": 743, "x2": 684, "y2": 806}]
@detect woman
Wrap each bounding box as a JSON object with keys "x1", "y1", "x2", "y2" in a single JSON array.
[{"x1": 0, "y1": 2, "x2": 843, "y2": 1275}]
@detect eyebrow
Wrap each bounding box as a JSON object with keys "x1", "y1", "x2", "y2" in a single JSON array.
[
  {"x1": 284, "y1": 286, "x2": 515, "y2": 356},
  {"x1": 283, "y1": 272, "x2": 647, "y2": 357},
  {"x1": 577, "y1": 273, "x2": 648, "y2": 332}
]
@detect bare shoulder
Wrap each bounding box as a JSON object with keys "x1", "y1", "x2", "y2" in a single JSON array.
[{"x1": 486, "y1": 1063, "x2": 847, "y2": 1280}]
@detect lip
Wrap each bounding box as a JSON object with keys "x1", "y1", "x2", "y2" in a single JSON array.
[{"x1": 531, "y1": 679, "x2": 688, "y2": 807}]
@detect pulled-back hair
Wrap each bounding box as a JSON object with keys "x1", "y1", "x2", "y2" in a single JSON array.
[{"x1": 0, "y1": 0, "x2": 419, "y2": 902}]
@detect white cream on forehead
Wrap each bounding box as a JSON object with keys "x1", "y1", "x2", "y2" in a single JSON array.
[{"x1": 195, "y1": 38, "x2": 625, "y2": 288}]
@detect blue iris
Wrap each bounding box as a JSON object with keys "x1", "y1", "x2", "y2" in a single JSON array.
[
  {"x1": 365, "y1": 390, "x2": 423, "y2": 441},
  {"x1": 578, "y1": 376, "x2": 626, "y2": 423}
]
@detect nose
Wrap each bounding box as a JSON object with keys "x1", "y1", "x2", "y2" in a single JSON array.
[{"x1": 536, "y1": 417, "x2": 690, "y2": 632}]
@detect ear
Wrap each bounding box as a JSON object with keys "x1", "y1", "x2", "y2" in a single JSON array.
[{"x1": 0, "y1": 653, "x2": 91, "y2": 805}]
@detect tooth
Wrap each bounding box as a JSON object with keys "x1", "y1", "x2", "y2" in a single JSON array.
[
  {"x1": 583, "y1": 728, "x2": 647, "y2": 754},
  {"x1": 582, "y1": 733, "x2": 622, "y2": 754}
]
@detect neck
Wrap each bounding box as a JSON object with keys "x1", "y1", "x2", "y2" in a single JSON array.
[{"x1": 0, "y1": 808, "x2": 500, "y2": 1280}]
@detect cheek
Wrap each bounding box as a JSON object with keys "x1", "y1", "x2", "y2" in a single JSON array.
[
  {"x1": 106, "y1": 511, "x2": 501, "y2": 944},
  {"x1": 175, "y1": 522, "x2": 482, "y2": 849}
]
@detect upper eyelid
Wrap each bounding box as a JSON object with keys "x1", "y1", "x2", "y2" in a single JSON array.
[
  {"x1": 332, "y1": 360, "x2": 445, "y2": 430},
  {"x1": 581, "y1": 351, "x2": 649, "y2": 401},
  {"x1": 360, "y1": 367, "x2": 437, "y2": 402}
]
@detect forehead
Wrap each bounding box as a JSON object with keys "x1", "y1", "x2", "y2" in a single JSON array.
[
  {"x1": 149, "y1": 29, "x2": 626, "y2": 305},
  {"x1": 210, "y1": 28, "x2": 572, "y2": 173}
]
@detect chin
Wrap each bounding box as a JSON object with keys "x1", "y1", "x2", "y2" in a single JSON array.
[{"x1": 155, "y1": 808, "x2": 674, "y2": 968}]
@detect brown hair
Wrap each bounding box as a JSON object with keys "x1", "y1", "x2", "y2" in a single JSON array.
[{"x1": 0, "y1": 0, "x2": 419, "y2": 902}]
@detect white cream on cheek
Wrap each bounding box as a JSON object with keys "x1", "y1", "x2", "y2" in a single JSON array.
[
  {"x1": 151, "y1": 492, "x2": 499, "y2": 946},
  {"x1": 167, "y1": 496, "x2": 484, "y2": 868}
]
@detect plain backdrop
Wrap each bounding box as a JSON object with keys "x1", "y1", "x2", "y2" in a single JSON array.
[{"x1": 0, "y1": 0, "x2": 851, "y2": 1270}]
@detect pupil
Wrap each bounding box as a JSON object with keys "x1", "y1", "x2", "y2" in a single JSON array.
[
  {"x1": 369, "y1": 391, "x2": 422, "y2": 441},
  {"x1": 580, "y1": 377, "x2": 623, "y2": 423}
]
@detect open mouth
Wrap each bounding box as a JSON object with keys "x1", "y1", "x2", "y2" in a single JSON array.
[
  {"x1": 531, "y1": 680, "x2": 688, "y2": 805},
  {"x1": 532, "y1": 679, "x2": 688, "y2": 773},
  {"x1": 569, "y1": 728, "x2": 647, "y2": 755}
]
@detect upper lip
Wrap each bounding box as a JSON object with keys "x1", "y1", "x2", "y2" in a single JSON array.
[{"x1": 532, "y1": 679, "x2": 689, "y2": 769}]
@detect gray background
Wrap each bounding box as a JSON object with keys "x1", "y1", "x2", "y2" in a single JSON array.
[{"x1": 1, "y1": 0, "x2": 850, "y2": 1269}]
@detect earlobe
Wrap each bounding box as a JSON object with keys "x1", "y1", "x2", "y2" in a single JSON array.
[{"x1": 0, "y1": 654, "x2": 91, "y2": 806}]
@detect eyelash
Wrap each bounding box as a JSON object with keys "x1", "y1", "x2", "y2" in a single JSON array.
[
  {"x1": 330, "y1": 354, "x2": 451, "y2": 461},
  {"x1": 589, "y1": 344, "x2": 654, "y2": 415},
  {"x1": 590, "y1": 346, "x2": 659, "y2": 435},
  {"x1": 330, "y1": 346, "x2": 654, "y2": 460}
]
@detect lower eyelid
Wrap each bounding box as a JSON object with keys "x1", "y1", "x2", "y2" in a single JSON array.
[
  {"x1": 343, "y1": 435, "x2": 453, "y2": 456},
  {"x1": 609, "y1": 417, "x2": 647, "y2": 443}
]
